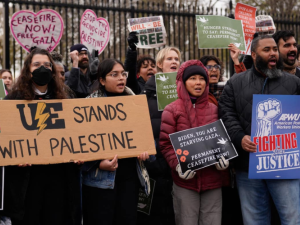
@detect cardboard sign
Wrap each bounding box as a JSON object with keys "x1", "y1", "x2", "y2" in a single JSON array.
[
  {"x1": 170, "y1": 120, "x2": 238, "y2": 173},
  {"x1": 128, "y1": 16, "x2": 167, "y2": 49},
  {"x1": 137, "y1": 178, "x2": 155, "y2": 215},
  {"x1": 80, "y1": 9, "x2": 110, "y2": 55},
  {"x1": 249, "y1": 95, "x2": 300, "y2": 179},
  {"x1": 10, "y1": 9, "x2": 64, "y2": 52},
  {"x1": 155, "y1": 72, "x2": 178, "y2": 111},
  {"x1": 235, "y1": 3, "x2": 257, "y2": 55},
  {"x1": 0, "y1": 80, "x2": 6, "y2": 100},
  {"x1": 0, "y1": 96, "x2": 156, "y2": 166},
  {"x1": 196, "y1": 15, "x2": 246, "y2": 51}
]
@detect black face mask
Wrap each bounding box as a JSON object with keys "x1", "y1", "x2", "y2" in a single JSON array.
[{"x1": 32, "y1": 66, "x2": 53, "y2": 86}]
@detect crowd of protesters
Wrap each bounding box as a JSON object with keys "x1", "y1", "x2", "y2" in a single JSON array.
[{"x1": 0, "y1": 17, "x2": 299, "y2": 225}]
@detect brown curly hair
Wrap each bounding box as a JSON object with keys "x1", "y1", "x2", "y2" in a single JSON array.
[
  {"x1": 10, "y1": 48, "x2": 67, "y2": 100},
  {"x1": 199, "y1": 55, "x2": 224, "y2": 82}
]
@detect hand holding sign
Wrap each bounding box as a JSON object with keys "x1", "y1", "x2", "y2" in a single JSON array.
[
  {"x1": 228, "y1": 43, "x2": 241, "y2": 65},
  {"x1": 80, "y1": 9, "x2": 110, "y2": 55},
  {"x1": 99, "y1": 155, "x2": 118, "y2": 171},
  {"x1": 127, "y1": 32, "x2": 139, "y2": 51},
  {"x1": 215, "y1": 156, "x2": 229, "y2": 170},
  {"x1": 241, "y1": 135, "x2": 256, "y2": 153},
  {"x1": 10, "y1": 9, "x2": 64, "y2": 52},
  {"x1": 176, "y1": 164, "x2": 196, "y2": 180}
]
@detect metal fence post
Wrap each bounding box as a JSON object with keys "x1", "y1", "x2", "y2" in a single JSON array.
[
  {"x1": 228, "y1": 0, "x2": 234, "y2": 77},
  {"x1": 4, "y1": 0, "x2": 10, "y2": 70}
]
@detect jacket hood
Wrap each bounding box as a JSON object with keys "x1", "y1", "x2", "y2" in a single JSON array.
[{"x1": 176, "y1": 60, "x2": 209, "y2": 105}]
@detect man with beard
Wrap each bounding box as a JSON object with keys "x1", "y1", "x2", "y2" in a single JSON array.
[
  {"x1": 219, "y1": 36, "x2": 300, "y2": 225},
  {"x1": 272, "y1": 30, "x2": 300, "y2": 78},
  {"x1": 65, "y1": 44, "x2": 98, "y2": 98}
]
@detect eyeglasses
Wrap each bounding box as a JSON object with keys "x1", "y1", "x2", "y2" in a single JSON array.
[
  {"x1": 107, "y1": 71, "x2": 129, "y2": 79},
  {"x1": 205, "y1": 65, "x2": 221, "y2": 71},
  {"x1": 32, "y1": 62, "x2": 52, "y2": 69}
]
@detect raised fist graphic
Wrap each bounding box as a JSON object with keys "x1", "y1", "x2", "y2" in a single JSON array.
[{"x1": 255, "y1": 99, "x2": 281, "y2": 137}]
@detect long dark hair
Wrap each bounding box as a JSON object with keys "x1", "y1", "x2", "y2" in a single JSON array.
[{"x1": 10, "y1": 48, "x2": 67, "y2": 100}]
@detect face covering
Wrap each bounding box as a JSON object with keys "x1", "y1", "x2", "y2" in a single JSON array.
[{"x1": 31, "y1": 66, "x2": 53, "y2": 86}]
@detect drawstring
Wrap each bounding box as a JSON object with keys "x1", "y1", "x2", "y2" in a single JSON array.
[{"x1": 261, "y1": 77, "x2": 268, "y2": 94}]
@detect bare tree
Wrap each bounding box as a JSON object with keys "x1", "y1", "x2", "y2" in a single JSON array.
[{"x1": 235, "y1": 0, "x2": 300, "y2": 15}]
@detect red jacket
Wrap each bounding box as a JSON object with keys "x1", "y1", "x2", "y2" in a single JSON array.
[{"x1": 159, "y1": 60, "x2": 227, "y2": 192}]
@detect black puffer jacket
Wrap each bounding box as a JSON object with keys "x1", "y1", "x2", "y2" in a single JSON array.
[
  {"x1": 65, "y1": 68, "x2": 96, "y2": 98},
  {"x1": 219, "y1": 67, "x2": 300, "y2": 172},
  {"x1": 138, "y1": 76, "x2": 175, "y2": 225}
]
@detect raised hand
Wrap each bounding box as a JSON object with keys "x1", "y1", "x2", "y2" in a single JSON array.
[
  {"x1": 127, "y1": 31, "x2": 139, "y2": 51},
  {"x1": 70, "y1": 50, "x2": 79, "y2": 68},
  {"x1": 228, "y1": 43, "x2": 241, "y2": 65}
]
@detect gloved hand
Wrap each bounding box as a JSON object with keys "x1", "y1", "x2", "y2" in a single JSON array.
[
  {"x1": 176, "y1": 164, "x2": 196, "y2": 180},
  {"x1": 89, "y1": 49, "x2": 99, "y2": 76},
  {"x1": 215, "y1": 156, "x2": 229, "y2": 170},
  {"x1": 127, "y1": 31, "x2": 139, "y2": 51}
]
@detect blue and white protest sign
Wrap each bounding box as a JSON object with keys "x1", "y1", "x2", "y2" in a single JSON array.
[{"x1": 249, "y1": 95, "x2": 300, "y2": 179}]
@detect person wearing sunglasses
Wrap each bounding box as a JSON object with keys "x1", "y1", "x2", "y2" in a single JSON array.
[{"x1": 81, "y1": 58, "x2": 150, "y2": 225}]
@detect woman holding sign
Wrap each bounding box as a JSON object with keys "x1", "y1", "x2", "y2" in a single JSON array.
[
  {"x1": 160, "y1": 60, "x2": 229, "y2": 225},
  {"x1": 136, "y1": 47, "x2": 181, "y2": 225},
  {"x1": 3, "y1": 48, "x2": 81, "y2": 225},
  {"x1": 81, "y1": 58, "x2": 150, "y2": 225}
]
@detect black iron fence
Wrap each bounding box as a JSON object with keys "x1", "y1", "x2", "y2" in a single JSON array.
[{"x1": 1, "y1": 0, "x2": 300, "y2": 79}]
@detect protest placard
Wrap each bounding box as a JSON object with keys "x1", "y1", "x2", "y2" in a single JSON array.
[
  {"x1": 10, "y1": 9, "x2": 64, "y2": 52},
  {"x1": 196, "y1": 15, "x2": 246, "y2": 51},
  {"x1": 0, "y1": 95, "x2": 156, "y2": 166},
  {"x1": 155, "y1": 72, "x2": 178, "y2": 111},
  {"x1": 169, "y1": 120, "x2": 238, "y2": 173},
  {"x1": 255, "y1": 15, "x2": 276, "y2": 35},
  {"x1": 80, "y1": 9, "x2": 110, "y2": 55},
  {"x1": 0, "y1": 80, "x2": 6, "y2": 100},
  {"x1": 128, "y1": 16, "x2": 167, "y2": 49},
  {"x1": 235, "y1": 3, "x2": 256, "y2": 55},
  {"x1": 137, "y1": 178, "x2": 155, "y2": 215},
  {"x1": 249, "y1": 95, "x2": 300, "y2": 179}
]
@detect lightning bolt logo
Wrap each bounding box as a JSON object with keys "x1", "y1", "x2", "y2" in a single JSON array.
[{"x1": 35, "y1": 102, "x2": 50, "y2": 135}]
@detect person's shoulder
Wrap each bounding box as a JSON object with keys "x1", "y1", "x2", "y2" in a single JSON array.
[
  {"x1": 281, "y1": 71, "x2": 300, "y2": 82},
  {"x1": 229, "y1": 69, "x2": 252, "y2": 82}
]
